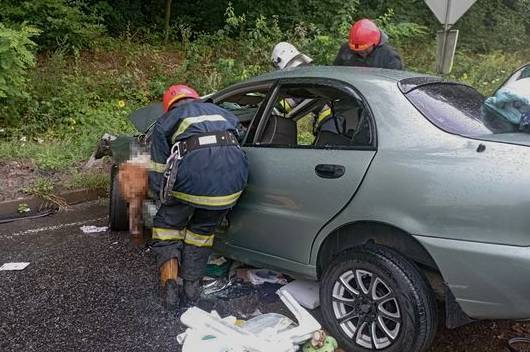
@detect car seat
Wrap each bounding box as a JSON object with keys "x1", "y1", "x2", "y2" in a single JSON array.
[
  {"x1": 260, "y1": 115, "x2": 297, "y2": 145},
  {"x1": 315, "y1": 100, "x2": 362, "y2": 146}
]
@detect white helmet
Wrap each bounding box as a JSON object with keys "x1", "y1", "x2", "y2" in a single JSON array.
[{"x1": 271, "y1": 42, "x2": 313, "y2": 70}]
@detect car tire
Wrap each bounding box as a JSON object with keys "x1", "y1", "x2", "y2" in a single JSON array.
[
  {"x1": 320, "y1": 245, "x2": 437, "y2": 352},
  {"x1": 109, "y1": 165, "x2": 129, "y2": 231}
]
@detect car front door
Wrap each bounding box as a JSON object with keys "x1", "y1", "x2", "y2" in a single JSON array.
[{"x1": 217, "y1": 79, "x2": 377, "y2": 264}]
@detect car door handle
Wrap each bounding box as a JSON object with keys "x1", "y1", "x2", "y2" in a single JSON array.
[{"x1": 315, "y1": 164, "x2": 345, "y2": 179}]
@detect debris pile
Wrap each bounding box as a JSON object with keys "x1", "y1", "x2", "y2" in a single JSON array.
[{"x1": 178, "y1": 290, "x2": 321, "y2": 351}]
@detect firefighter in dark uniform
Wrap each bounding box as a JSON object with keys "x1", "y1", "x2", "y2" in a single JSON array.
[
  {"x1": 334, "y1": 19, "x2": 403, "y2": 70},
  {"x1": 149, "y1": 84, "x2": 248, "y2": 308}
]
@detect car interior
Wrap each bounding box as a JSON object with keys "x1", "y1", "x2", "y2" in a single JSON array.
[{"x1": 217, "y1": 84, "x2": 373, "y2": 148}]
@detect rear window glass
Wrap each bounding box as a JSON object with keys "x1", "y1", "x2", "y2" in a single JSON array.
[{"x1": 405, "y1": 83, "x2": 511, "y2": 136}]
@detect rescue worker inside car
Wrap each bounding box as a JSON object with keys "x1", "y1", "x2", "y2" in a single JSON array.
[
  {"x1": 334, "y1": 18, "x2": 403, "y2": 70},
  {"x1": 149, "y1": 84, "x2": 248, "y2": 309},
  {"x1": 271, "y1": 42, "x2": 346, "y2": 140}
]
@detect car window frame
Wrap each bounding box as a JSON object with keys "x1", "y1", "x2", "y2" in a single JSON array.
[
  {"x1": 210, "y1": 80, "x2": 278, "y2": 146},
  {"x1": 250, "y1": 77, "x2": 378, "y2": 151}
]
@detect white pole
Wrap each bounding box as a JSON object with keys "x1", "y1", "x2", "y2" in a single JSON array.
[{"x1": 439, "y1": 0, "x2": 452, "y2": 73}]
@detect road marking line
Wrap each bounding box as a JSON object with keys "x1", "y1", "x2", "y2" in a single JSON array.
[
  {"x1": 0, "y1": 262, "x2": 30, "y2": 271},
  {"x1": 1, "y1": 217, "x2": 107, "y2": 239}
]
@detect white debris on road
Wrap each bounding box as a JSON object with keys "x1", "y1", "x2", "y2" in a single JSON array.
[
  {"x1": 179, "y1": 290, "x2": 321, "y2": 352},
  {"x1": 278, "y1": 280, "x2": 320, "y2": 309},
  {"x1": 1, "y1": 217, "x2": 106, "y2": 239},
  {"x1": 80, "y1": 225, "x2": 109, "y2": 234},
  {"x1": 0, "y1": 262, "x2": 30, "y2": 271}
]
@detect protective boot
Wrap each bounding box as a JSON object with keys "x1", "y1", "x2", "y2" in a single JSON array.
[
  {"x1": 181, "y1": 279, "x2": 214, "y2": 312},
  {"x1": 183, "y1": 279, "x2": 201, "y2": 302},
  {"x1": 160, "y1": 258, "x2": 180, "y2": 309}
]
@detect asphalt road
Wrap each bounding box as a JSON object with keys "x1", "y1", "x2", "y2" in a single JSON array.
[
  {"x1": 1, "y1": 200, "x2": 528, "y2": 352},
  {"x1": 0, "y1": 200, "x2": 187, "y2": 352},
  {"x1": 0, "y1": 200, "x2": 293, "y2": 352}
]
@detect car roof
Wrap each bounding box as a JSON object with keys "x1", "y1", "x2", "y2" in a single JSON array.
[{"x1": 240, "y1": 65, "x2": 440, "y2": 88}]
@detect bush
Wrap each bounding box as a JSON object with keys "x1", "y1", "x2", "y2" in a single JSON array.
[
  {"x1": 453, "y1": 0, "x2": 530, "y2": 53},
  {"x1": 0, "y1": 24, "x2": 39, "y2": 129},
  {"x1": 1, "y1": 2, "x2": 528, "y2": 174},
  {"x1": 0, "y1": 24, "x2": 39, "y2": 100},
  {"x1": 0, "y1": 0, "x2": 104, "y2": 52}
]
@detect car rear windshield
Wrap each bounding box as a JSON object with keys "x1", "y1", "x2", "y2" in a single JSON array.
[{"x1": 405, "y1": 83, "x2": 511, "y2": 136}]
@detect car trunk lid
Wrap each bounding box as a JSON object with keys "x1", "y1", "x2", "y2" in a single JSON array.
[{"x1": 476, "y1": 133, "x2": 530, "y2": 147}]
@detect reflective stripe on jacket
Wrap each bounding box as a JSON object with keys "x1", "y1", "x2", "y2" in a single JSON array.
[
  {"x1": 149, "y1": 101, "x2": 248, "y2": 209},
  {"x1": 277, "y1": 98, "x2": 342, "y2": 135}
]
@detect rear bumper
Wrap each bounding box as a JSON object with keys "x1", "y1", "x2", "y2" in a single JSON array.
[{"x1": 416, "y1": 236, "x2": 530, "y2": 320}]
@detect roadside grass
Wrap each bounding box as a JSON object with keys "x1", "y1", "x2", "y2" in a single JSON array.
[
  {"x1": 21, "y1": 177, "x2": 68, "y2": 208},
  {"x1": 402, "y1": 45, "x2": 530, "y2": 95},
  {"x1": 0, "y1": 135, "x2": 97, "y2": 171},
  {"x1": 65, "y1": 169, "x2": 110, "y2": 191},
  {"x1": 1, "y1": 35, "x2": 528, "y2": 200}
]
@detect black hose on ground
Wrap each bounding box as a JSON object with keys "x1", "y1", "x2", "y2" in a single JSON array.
[{"x1": 0, "y1": 208, "x2": 58, "y2": 224}]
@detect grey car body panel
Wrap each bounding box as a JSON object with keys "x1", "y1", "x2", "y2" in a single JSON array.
[
  {"x1": 311, "y1": 82, "x2": 530, "y2": 254},
  {"x1": 212, "y1": 66, "x2": 530, "y2": 320},
  {"x1": 114, "y1": 66, "x2": 530, "y2": 320},
  {"x1": 476, "y1": 132, "x2": 530, "y2": 147},
  {"x1": 416, "y1": 235, "x2": 530, "y2": 320},
  {"x1": 214, "y1": 239, "x2": 318, "y2": 279},
  {"x1": 218, "y1": 147, "x2": 376, "y2": 263}
]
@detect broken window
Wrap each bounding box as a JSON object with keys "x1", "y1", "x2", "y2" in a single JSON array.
[{"x1": 255, "y1": 84, "x2": 374, "y2": 148}]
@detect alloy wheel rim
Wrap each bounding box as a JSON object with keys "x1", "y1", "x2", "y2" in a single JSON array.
[{"x1": 332, "y1": 269, "x2": 402, "y2": 350}]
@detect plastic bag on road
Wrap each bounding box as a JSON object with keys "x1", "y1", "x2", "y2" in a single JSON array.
[{"x1": 242, "y1": 313, "x2": 294, "y2": 336}]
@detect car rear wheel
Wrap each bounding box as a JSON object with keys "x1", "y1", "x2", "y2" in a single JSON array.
[
  {"x1": 320, "y1": 245, "x2": 437, "y2": 352},
  {"x1": 109, "y1": 165, "x2": 129, "y2": 231}
]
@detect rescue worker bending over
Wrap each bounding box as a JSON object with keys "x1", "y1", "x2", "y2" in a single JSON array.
[
  {"x1": 149, "y1": 84, "x2": 248, "y2": 309},
  {"x1": 334, "y1": 19, "x2": 403, "y2": 70},
  {"x1": 271, "y1": 42, "x2": 346, "y2": 140}
]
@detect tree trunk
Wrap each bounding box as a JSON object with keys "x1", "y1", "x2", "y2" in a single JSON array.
[{"x1": 164, "y1": 0, "x2": 173, "y2": 43}]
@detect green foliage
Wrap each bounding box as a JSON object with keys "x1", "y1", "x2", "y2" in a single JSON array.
[
  {"x1": 449, "y1": 50, "x2": 530, "y2": 95},
  {"x1": 21, "y1": 177, "x2": 68, "y2": 207},
  {"x1": 21, "y1": 177, "x2": 54, "y2": 197},
  {"x1": 401, "y1": 43, "x2": 530, "y2": 96},
  {"x1": 17, "y1": 203, "x2": 31, "y2": 214},
  {"x1": 0, "y1": 134, "x2": 97, "y2": 171},
  {"x1": 454, "y1": 0, "x2": 530, "y2": 53},
  {"x1": 375, "y1": 9, "x2": 429, "y2": 46},
  {"x1": 0, "y1": 40, "x2": 179, "y2": 171},
  {"x1": 66, "y1": 170, "x2": 109, "y2": 190},
  {"x1": 0, "y1": 24, "x2": 39, "y2": 100},
  {"x1": 0, "y1": 0, "x2": 529, "y2": 177},
  {"x1": 0, "y1": 0, "x2": 104, "y2": 52}
]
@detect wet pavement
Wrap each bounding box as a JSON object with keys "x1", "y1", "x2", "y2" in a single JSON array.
[
  {"x1": 0, "y1": 200, "x2": 290, "y2": 352},
  {"x1": 0, "y1": 202, "x2": 186, "y2": 352},
  {"x1": 1, "y1": 200, "x2": 529, "y2": 352},
  {"x1": 0, "y1": 200, "x2": 184, "y2": 352}
]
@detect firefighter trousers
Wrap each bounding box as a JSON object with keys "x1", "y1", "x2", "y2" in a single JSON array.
[{"x1": 150, "y1": 199, "x2": 228, "y2": 281}]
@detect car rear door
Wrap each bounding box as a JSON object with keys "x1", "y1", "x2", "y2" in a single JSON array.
[{"x1": 222, "y1": 79, "x2": 377, "y2": 264}]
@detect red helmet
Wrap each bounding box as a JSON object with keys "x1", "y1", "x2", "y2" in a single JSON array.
[
  {"x1": 349, "y1": 19, "x2": 381, "y2": 52},
  {"x1": 163, "y1": 84, "x2": 199, "y2": 112}
]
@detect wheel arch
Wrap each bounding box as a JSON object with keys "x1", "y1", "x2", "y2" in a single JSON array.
[
  {"x1": 315, "y1": 220, "x2": 475, "y2": 329},
  {"x1": 316, "y1": 221, "x2": 440, "y2": 278}
]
